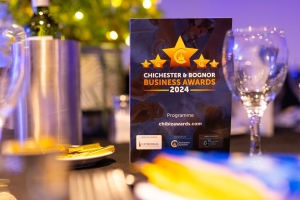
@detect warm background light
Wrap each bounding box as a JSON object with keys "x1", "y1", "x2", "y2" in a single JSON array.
[
  {"x1": 110, "y1": 31, "x2": 118, "y2": 40},
  {"x1": 106, "y1": 30, "x2": 118, "y2": 40},
  {"x1": 143, "y1": 0, "x2": 152, "y2": 9},
  {"x1": 74, "y1": 11, "x2": 84, "y2": 20},
  {"x1": 111, "y1": 0, "x2": 122, "y2": 7},
  {"x1": 8, "y1": 0, "x2": 163, "y2": 45},
  {"x1": 125, "y1": 36, "x2": 130, "y2": 46}
]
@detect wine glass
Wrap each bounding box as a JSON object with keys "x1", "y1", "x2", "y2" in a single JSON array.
[
  {"x1": 0, "y1": 22, "x2": 27, "y2": 150},
  {"x1": 222, "y1": 26, "x2": 288, "y2": 156}
]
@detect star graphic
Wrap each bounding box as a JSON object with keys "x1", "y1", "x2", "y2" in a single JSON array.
[
  {"x1": 210, "y1": 59, "x2": 219, "y2": 68},
  {"x1": 193, "y1": 54, "x2": 210, "y2": 68},
  {"x1": 162, "y1": 36, "x2": 198, "y2": 70},
  {"x1": 141, "y1": 60, "x2": 151, "y2": 68},
  {"x1": 150, "y1": 54, "x2": 166, "y2": 69}
]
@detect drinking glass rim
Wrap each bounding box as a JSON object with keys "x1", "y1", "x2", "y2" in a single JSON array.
[{"x1": 227, "y1": 26, "x2": 286, "y2": 37}]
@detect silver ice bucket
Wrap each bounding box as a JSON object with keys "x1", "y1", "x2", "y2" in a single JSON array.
[{"x1": 14, "y1": 39, "x2": 82, "y2": 145}]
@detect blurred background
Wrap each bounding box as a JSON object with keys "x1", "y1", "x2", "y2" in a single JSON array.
[
  {"x1": 159, "y1": 0, "x2": 300, "y2": 63},
  {"x1": 3, "y1": 0, "x2": 300, "y2": 137}
]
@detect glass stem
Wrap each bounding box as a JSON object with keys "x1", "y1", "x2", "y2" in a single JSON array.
[{"x1": 249, "y1": 114, "x2": 262, "y2": 156}]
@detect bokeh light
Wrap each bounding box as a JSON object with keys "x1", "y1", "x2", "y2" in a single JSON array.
[
  {"x1": 74, "y1": 11, "x2": 84, "y2": 20},
  {"x1": 125, "y1": 35, "x2": 130, "y2": 46},
  {"x1": 110, "y1": 31, "x2": 118, "y2": 40},
  {"x1": 143, "y1": 0, "x2": 152, "y2": 9},
  {"x1": 111, "y1": 0, "x2": 122, "y2": 7}
]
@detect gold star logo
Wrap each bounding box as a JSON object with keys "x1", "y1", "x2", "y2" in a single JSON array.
[
  {"x1": 162, "y1": 36, "x2": 197, "y2": 70},
  {"x1": 193, "y1": 54, "x2": 210, "y2": 68},
  {"x1": 141, "y1": 60, "x2": 151, "y2": 68},
  {"x1": 210, "y1": 59, "x2": 219, "y2": 68},
  {"x1": 150, "y1": 54, "x2": 166, "y2": 70}
]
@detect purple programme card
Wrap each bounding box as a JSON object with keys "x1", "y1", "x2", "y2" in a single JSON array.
[{"x1": 130, "y1": 18, "x2": 232, "y2": 163}]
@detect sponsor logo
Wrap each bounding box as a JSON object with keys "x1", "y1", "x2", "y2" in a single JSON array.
[
  {"x1": 203, "y1": 139, "x2": 212, "y2": 147},
  {"x1": 171, "y1": 140, "x2": 178, "y2": 147}
]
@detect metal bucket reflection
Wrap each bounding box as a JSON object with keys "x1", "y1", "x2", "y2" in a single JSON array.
[{"x1": 14, "y1": 39, "x2": 82, "y2": 145}]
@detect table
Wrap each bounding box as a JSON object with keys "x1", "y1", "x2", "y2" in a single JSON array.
[
  {"x1": 1, "y1": 128, "x2": 299, "y2": 200},
  {"x1": 82, "y1": 127, "x2": 300, "y2": 173}
]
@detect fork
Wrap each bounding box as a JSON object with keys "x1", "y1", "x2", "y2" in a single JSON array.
[{"x1": 69, "y1": 168, "x2": 135, "y2": 200}]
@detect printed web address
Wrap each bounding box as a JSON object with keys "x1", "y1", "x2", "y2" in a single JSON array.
[{"x1": 159, "y1": 122, "x2": 202, "y2": 126}]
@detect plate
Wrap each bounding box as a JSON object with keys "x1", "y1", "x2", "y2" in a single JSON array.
[
  {"x1": 56, "y1": 145, "x2": 115, "y2": 167},
  {"x1": 57, "y1": 151, "x2": 114, "y2": 167}
]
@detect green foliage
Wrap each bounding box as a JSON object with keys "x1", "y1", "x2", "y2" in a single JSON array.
[{"x1": 8, "y1": 0, "x2": 163, "y2": 45}]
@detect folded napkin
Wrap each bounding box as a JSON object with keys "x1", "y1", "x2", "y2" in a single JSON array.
[{"x1": 135, "y1": 151, "x2": 300, "y2": 200}]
